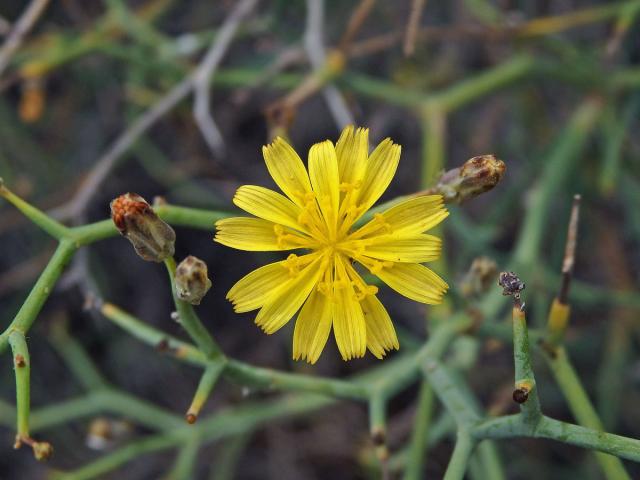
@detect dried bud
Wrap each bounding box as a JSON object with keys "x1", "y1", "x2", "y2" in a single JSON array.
[
  {"x1": 86, "y1": 417, "x2": 132, "y2": 451},
  {"x1": 460, "y1": 256, "x2": 498, "y2": 298},
  {"x1": 110, "y1": 193, "x2": 175, "y2": 262},
  {"x1": 175, "y1": 256, "x2": 212, "y2": 305},
  {"x1": 498, "y1": 271, "x2": 525, "y2": 297},
  {"x1": 32, "y1": 441, "x2": 54, "y2": 461},
  {"x1": 429, "y1": 155, "x2": 506, "y2": 203}
]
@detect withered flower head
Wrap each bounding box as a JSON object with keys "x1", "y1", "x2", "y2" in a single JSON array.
[
  {"x1": 110, "y1": 193, "x2": 175, "y2": 262},
  {"x1": 175, "y1": 255, "x2": 212, "y2": 305},
  {"x1": 32, "y1": 441, "x2": 54, "y2": 461},
  {"x1": 460, "y1": 256, "x2": 498, "y2": 298},
  {"x1": 432, "y1": 155, "x2": 506, "y2": 203}
]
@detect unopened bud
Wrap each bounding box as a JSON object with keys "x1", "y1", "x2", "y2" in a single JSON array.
[
  {"x1": 460, "y1": 257, "x2": 498, "y2": 298},
  {"x1": 430, "y1": 155, "x2": 506, "y2": 203},
  {"x1": 175, "y1": 256, "x2": 212, "y2": 305},
  {"x1": 110, "y1": 193, "x2": 175, "y2": 262}
]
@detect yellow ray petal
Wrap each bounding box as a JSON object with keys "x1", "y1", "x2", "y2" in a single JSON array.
[
  {"x1": 215, "y1": 217, "x2": 316, "y2": 251},
  {"x1": 361, "y1": 294, "x2": 399, "y2": 359},
  {"x1": 308, "y1": 140, "x2": 339, "y2": 232},
  {"x1": 332, "y1": 255, "x2": 367, "y2": 360},
  {"x1": 262, "y1": 137, "x2": 312, "y2": 207},
  {"x1": 373, "y1": 262, "x2": 448, "y2": 304},
  {"x1": 233, "y1": 185, "x2": 307, "y2": 233},
  {"x1": 227, "y1": 254, "x2": 317, "y2": 312},
  {"x1": 354, "y1": 195, "x2": 448, "y2": 239},
  {"x1": 356, "y1": 138, "x2": 400, "y2": 215},
  {"x1": 255, "y1": 255, "x2": 325, "y2": 334},
  {"x1": 336, "y1": 125, "x2": 369, "y2": 186},
  {"x1": 293, "y1": 289, "x2": 332, "y2": 364},
  {"x1": 361, "y1": 234, "x2": 442, "y2": 263}
]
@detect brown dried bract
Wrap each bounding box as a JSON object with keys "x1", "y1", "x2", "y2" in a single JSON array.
[{"x1": 110, "y1": 193, "x2": 176, "y2": 262}]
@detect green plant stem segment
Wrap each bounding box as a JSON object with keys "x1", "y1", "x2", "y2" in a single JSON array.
[
  {"x1": 9, "y1": 331, "x2": 30, "y2": 439},
  {"x1": 444, "y1": 431, "x2": 477, "y2": 480},
  {"x1": 403, "y1": 381, "x2": 435, "y2": 480},
  {"x1": 512, "y1": 306, "x2": 542, "y2": 428},
  {"x1": 186, "y1": 363, "x2": 225, "y2": 423},
  {"x1": 543, "y1": 346, "x2": 630, "y2": 480},
  {"x1": 0, "y1": 240, "x2": 76, "y2": 354}
]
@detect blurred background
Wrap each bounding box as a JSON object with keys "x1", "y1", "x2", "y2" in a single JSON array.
[{"x1": 0, "y1": 0, "x2": 639, "y2": 478}]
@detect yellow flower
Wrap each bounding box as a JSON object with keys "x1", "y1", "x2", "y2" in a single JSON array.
[{"x1": 215, "y1": 126, "x2": 449, "y2": 364}]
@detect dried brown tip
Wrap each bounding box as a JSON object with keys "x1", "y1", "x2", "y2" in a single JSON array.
[
  {"x1": 498, "y1": 271, "x2": 525, "y2": 310},
  {"x1": 110, "y1": 193, "x2": 176, "y2": 262},
  {"x1": 14, "y1": 354, "x2": 26, "y2": 368},
  {"x1": 185, "y1": 413, "x2": 197, "y2": 424},
  {"x1": 371, "y1": 427, "x2": 386, "y2": 446},
  {"x1": 558, "y1": 194, "x2": 581, "y2": 304},
  {"x1": 512, "y1": 387, "x2": 530, "y2": 404},
  {"x1": 14, "y1": 435, "x2": 54, "y2": 461}
]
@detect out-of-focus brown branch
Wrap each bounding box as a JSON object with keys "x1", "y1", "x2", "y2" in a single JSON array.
[
  {"x1": 403, "y1": 0, "x2": 426, "y2": 57},
  {"x1": 48, "y1": 0, "x2": 258, "y2": 222},
  {"x1": 192, "y1": 0, "x2": 259, "y2": 156},
  {"x1": 0, "y1": 0, "x2": 51, "y2": 77},
  {"x1": 267, "y1": 0, "x2": 378, "y2": 133},
  {"x1": 558, "y1": 195, "x2": 581, "y2": 304}
]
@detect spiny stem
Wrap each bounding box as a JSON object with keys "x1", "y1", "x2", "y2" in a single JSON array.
[{"x1": 164, "y1": 257, "x2": 222, "y2": 359}]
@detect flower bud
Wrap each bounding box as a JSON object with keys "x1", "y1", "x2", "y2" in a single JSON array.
[
  {"x1": 429, "y1": 155, "x2": 506, "y2": 203},
  {"x1": 110, "y1": 193, "x2": 175, "y2": 262},
  {"x1": 175, "y1": 256, "x2": 212, "y2": 305},
  {"x1": 32, "y1": 441, "x2": 54, "y2": 461},
  {"x1": 460, "y1": 256, "x2": 498, "y2": 298}
]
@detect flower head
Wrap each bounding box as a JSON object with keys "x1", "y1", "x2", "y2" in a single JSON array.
[
  {"x1": 215, "y1": 126, "x2": 448, "y2": 363},
  {"x1": 110, "y1": 193, "x2": 176, "y2": 263}
]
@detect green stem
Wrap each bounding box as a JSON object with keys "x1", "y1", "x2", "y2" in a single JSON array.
[
  {"x1": 475, "y1": 441, "x2": 505, "y2": 480},
  {"x1": 100, "y1": 302, "x2": 208, "y2": 366},
  {"x1": 403, "y1": 381, "x2": 435, "y2": 480},
  {"x1": 512, "y1": 97, "x2": 603, "y2": 268},
  {"x1": 0, "y1": 183, "x2": 72, "y2": 240},
  {"x1": 443, "y1": 431, "x2": 476, "y2": 480},
  {"x1": 422, "y1": 357, "x2": 481, "y2": 428},
  {"x1": 186, "y1": 362, "x2": 225, "y2": 423},
  {"x1": 0, "y1": 240, "x2": 76, "y2": 353},
  {"x1": 429, "y1": 55, "x2": 535, "y2": 112},
  {"x1": 164, "y1": 434, "x2": 201, "y2": 480},
  {"x1": 48, "y1": 321, "x2": 108, "y2": 391},
  {"x1": 543, "y1": 346, "x2": 630, "y2": 480},
  {"x1": 209, "y1": 432, "x2": 253, "y2": 480},
  {"x1": 369, "y1": 393, "x2": 387, "y2": 442},
  {"x1": 9, "y1": 331, "x2": 30, "y2": 438},
  {"x1": 224, "y1": 359, "x2": 368, "y2": 400},
  {"x1": 164, "y1": 257, "x2": 222, "y2": 359},
  {"x1": 472, "y1": 414, "x2": 640, "y2": 462},
  {"x1": 512, "y1": 306, "x2": 542, "y2": 429}
]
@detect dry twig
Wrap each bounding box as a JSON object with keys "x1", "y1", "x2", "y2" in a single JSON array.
[{"x1": 0, "y1": 0, "x2": 51, "y2": 77}]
